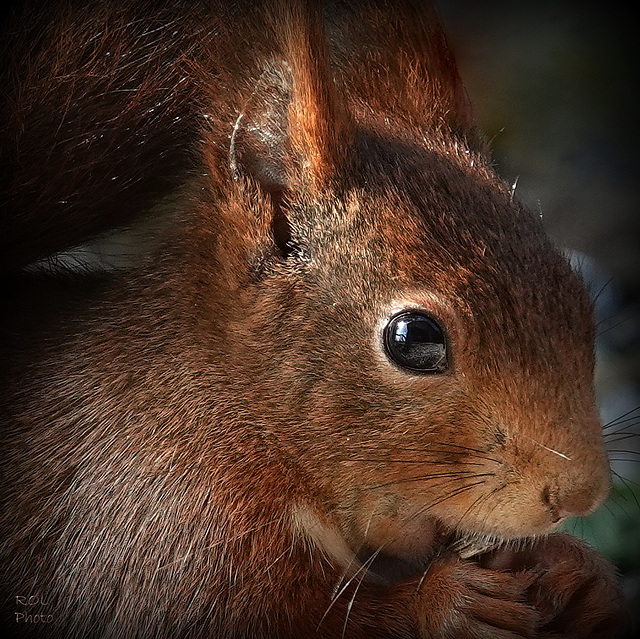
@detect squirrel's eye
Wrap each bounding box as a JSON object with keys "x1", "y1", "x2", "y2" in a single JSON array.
[{"x1": 383, "y1": 312, "x2": 447, "y2": 373}]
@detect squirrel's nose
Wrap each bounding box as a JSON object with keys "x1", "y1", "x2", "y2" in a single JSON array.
[{"x1": 544, "y1": 467, "x2": 610, "y2": 522}]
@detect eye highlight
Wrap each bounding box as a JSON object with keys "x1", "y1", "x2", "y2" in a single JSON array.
[{"x1": 383, "y1": 311, "x2": 447, "y2": 373}]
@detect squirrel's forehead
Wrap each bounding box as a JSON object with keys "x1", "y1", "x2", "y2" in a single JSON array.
[{"x1": 311, "y1": 194, "x2": 591, "y2": 330}]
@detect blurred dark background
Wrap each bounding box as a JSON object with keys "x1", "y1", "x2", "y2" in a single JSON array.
[{"x1": 438, "y1": 0, "x2": 639, "y2": 633}]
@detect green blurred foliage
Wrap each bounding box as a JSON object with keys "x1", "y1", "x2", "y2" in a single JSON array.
[{"x1": 563, "y1": 480, "x2": 640, "y2": 572}]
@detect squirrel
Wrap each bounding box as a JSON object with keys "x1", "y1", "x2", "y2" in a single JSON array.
[{"x1": 0, "y1": 1, "x2": 629, "y2": 637}]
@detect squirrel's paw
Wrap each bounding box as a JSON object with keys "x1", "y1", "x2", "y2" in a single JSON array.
[
  {"x1": 482, "y1": 532, "x2": 629, "y2": 639},
  {"x1": 526, "y1": 533, "x2": 627, "y2": 639},
  {"x1": 413, "y1": 557, "x2": 538, "y2": 639}
]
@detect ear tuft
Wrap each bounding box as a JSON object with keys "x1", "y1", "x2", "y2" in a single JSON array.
[{"x1": 282, "y1": 0, "x2": 353, "y2": 186}]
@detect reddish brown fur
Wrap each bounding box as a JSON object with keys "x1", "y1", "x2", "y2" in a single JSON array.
[
  {"x1": 281, "y1": 0, "x2": 354, "y2": 184},
  {"x1": 0, "y1": 1, "x2": 629, "y2": 638}
]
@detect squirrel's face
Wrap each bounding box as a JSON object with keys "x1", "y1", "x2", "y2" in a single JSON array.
[{"x1": 233, "y1": 133, "x2": 611, "y2": 564}]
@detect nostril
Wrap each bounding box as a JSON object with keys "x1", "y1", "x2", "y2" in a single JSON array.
[{"x1": 541, "y1": 485, "x2": 563, "y2": 523}]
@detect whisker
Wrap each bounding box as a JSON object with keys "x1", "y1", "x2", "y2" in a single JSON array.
[
  {"x1": 604, "y1": 430, "x2": 640, "y2": 443},
  {"x1": 602, "y1": 500, "x2": 616, "y2": 520},
  {"x1": 346, "y1": 457, "x2": 488, "y2": 467},
  {"x1": 606, "y1": 494, "x2": 633, "y2": 520},
  {"x1": 426, "y1": 479, "x2": 490, "y2": 510},
  {"x1": 602, "y1": 416, "x2": 640, "y2": 433},
  {"x1": 608, "y1": 453, "x2": 640, "y2": 463},
  {"x1": 610, "y1": 469, "x2": 640, "y2": 511},
  {"x1": 380, "y1": 443, "x2": 502, "y2": 464},
  {"x1": 591, "y1": 275, "x2": 616, "y2": 307},
  {"x1": 449, "y1": 487, "x2": 511, "y2": 559},
  {"x1": 611, "y1": 471, "x2": 640, "y2": 488},
  {"x1": 602, "y1": 406, "x2": 640, "y2": 430},
  {"x1": 362, "y1": 471, "x2": 494, "y2": 492},
  {"x1": 478, "y1": 486, "x2": 507, "y2": 532},
  {"x1": 380, "y1": 475, "x2": 494, "y2": 536},
  {"x1": 430, "y1": 443, "x2": 502, "y2": 464},
  {"x1": 596, "y1": 311, "x2": 639, "y2": 337},
  {"x1": 340, "y1": 550, "x2": 381, "y2": 639},
  {"x1": 525, "y1": 436, "x2": 571, "y2": 461},
  {"x1": 319, "y1": 546, "x2": 383, "y2": 631},
  {"x1": 453, "y1": 491, "x2": 488, "y2": 531},
  {"x1": 607, "y1": 448, "x2": 640, "y2": 456}
]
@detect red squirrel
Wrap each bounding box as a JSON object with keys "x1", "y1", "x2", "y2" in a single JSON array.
[{"x1": 0, "y1": 1, "x2": 629, "y2": 637}]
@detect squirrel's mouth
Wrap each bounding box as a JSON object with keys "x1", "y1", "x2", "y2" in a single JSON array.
[
  {"x1": 448, "y1": 529, "x2": 505, "y2": 559},
  {"x1": 356, "y1": 524, "x2": 514, "y2": 586},
  {"x1": 293, "y1": 504, "x2": 530, "y2": 585}
]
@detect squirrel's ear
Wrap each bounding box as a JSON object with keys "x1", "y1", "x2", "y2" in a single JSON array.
[
  {"x1": 229, "y1": 2, "x2": 353, "y2": 194},
  {"x1": 223, "y1": 2, "x2": 353, "y2": 269},
  {"x1": 228, "y1": 62, "x2": 294, "y2": 194},
  {"x1": 329, "y1": 0, "x2": 476, "y2": 142}
]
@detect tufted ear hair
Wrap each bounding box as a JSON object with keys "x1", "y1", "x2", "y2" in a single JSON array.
[
  {"x1": 229, "y1": 0, "x2": 354, "y2": 195},
  {"x1": 326, "y1": 0, "x2": 477, "y2": 142}
]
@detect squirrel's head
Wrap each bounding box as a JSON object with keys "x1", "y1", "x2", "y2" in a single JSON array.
[{"x1": 185, "y1": 0, "x2": 609, "y2": 568}]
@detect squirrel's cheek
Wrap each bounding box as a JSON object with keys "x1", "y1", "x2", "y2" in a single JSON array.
[
  {"x1": 291, "y1": 496, "x2": 443, "y2": 582},
  {"x1": 342, "y1": 490, "x2": 441, "y2": 561}
]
